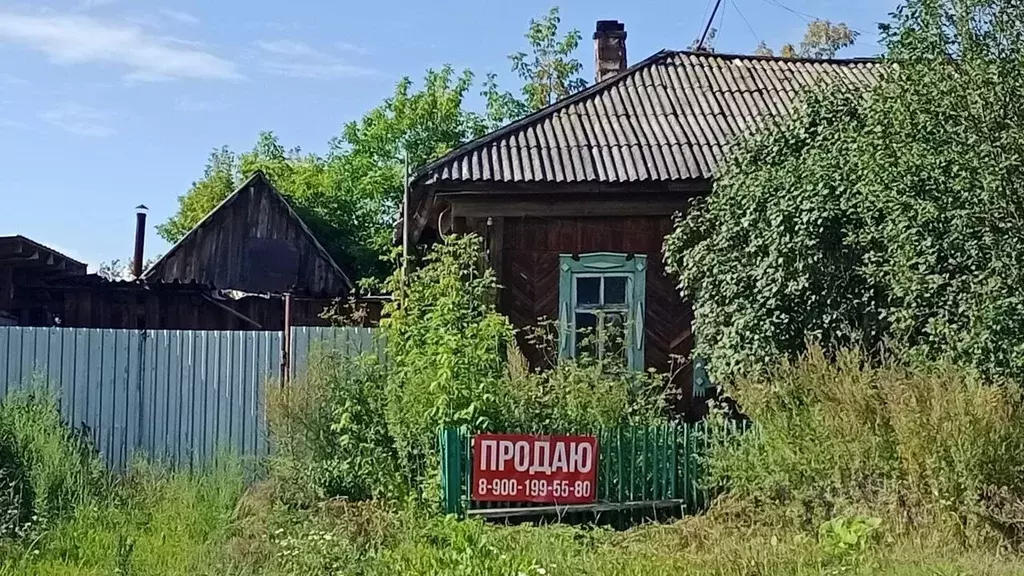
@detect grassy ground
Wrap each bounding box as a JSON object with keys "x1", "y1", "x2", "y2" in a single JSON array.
[
  {"x1": 3, "y1": 478, "x2": 1024, "y2": 576},
  {"x1": 6, "y1": 353, "x2": 1024, "y2": 575}
]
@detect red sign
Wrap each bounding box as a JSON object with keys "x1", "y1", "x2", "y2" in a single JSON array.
[{"x1": 471, "y1": 434, "x2": 598, "y2": 504}]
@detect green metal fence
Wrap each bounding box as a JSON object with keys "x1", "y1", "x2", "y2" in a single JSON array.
[{"x1": 439, "y1": 423, "x2": 726, "y2": 520}]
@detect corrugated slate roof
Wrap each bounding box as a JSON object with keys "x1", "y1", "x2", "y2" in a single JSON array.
[{"x1": 411, "y1": 50, "x2": 880, "y2": 187}]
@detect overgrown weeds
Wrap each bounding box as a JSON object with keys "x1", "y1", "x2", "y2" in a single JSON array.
[
  {"x1": 0, "y1": 390, "x2": 106, "y2": 537},
  {"x1": 265, "y1": 234, "x2": 668, "y2": 509},
  {"x1": 706, "y1": 346, "x2": 1024, "y2": 548}
]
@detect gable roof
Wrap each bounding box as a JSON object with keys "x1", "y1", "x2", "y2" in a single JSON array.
[
  {"x1": 411, "y1": 50, "x2": 880, "y2": 189},
  {"x1": 142, "y1": 172, "x2": 354, "y2": 293}
]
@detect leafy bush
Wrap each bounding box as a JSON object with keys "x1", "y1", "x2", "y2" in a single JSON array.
[
  {"x1": 666, "y1": 0, "x2": 1024, "y2": 383},
  {"x1": 0, "y1": 390, "x2": 106, "y2": 530},
  {"x1": 266, "y1": 351, "x2": 403, "y2": 506},
  {"x1": 270, "y1": 234, "x2": 670, "y2": 505},
  {"x1": 499, "y1": 327, "x2": 667, "y2": 433},
  {"x1": 380, "y1": 234, "x2": 517, "y2": 482},
  {"x1": 707, "y1": 347, "x2": 1024, "y2": 542}
]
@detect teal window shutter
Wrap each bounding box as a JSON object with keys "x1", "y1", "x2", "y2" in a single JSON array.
[
  {"x1": 692, "y1": 356, "x2": 711, "y2": 399},
  {"x1": 558, "y1": 253, "x2": 647, "y2": 371}
]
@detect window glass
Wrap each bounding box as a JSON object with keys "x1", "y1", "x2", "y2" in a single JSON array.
[
  {"x1": 604, "y1": 276, "x2": 627, "y2": 305},
  {"x1": 576, "y1": 277, "x2": 600, "y2": 307},
  {"x1": 559, "y1": 253, "x2": 646, "y2": 371}
]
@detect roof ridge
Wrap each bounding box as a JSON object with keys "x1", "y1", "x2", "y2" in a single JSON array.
[{"x1": 667, "y1": 49, "x2": 882, "y2": 65}]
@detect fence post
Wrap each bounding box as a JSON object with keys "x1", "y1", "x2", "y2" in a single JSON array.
[{"x1": 439, "y1": 428, "x2": 464, "y2": 517}]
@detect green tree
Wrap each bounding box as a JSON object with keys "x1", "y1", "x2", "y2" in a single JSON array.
[
  {"x1": 161, "y1": 7, "x2": 586, "y2": 284},
  {"x1": 157, "y1": 67, "x2": 485, "y2": 284},
  {"x1": 666, "y1": 0, "x2": 1024, "y2": 383},
  {"x1": 157, "y1": 147, "x2": 236, "y2": 243},
  {"x1": 755, "y1": 20, "x2": 859, "y2": 58},
  {"x1": 482, "y1": 6, "x2": 586, "y2": 126}
]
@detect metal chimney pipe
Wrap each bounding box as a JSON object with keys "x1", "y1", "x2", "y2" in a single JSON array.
[{"x1": 133, "y1": 205, "x2": 148, "y2": 279}]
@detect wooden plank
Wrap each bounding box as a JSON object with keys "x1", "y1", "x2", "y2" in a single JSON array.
[
  {"x1": 465, "y1": 499, "x2": 689, "y2": 519},
  {"x1": 448, "y1": 195, "x2": 691, "y2": 218}
]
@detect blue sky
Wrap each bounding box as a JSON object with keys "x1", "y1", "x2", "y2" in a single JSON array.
[{"x1": 0, "y1": 0, "x2": 897, "y2": 270}]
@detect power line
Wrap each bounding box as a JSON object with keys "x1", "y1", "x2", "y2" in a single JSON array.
[
  {"x1": 713, "y1": 0, "x2": 728, "y2": 50},
  {"x1": 697, "y1": 0, "x2": 716, "y2": 36},
  {"x1": 750, "y1": 0, "x2": 882, "y2": 49},
  {"x1": 731, "y1": 0, "x2": 763, "y2": 47}
]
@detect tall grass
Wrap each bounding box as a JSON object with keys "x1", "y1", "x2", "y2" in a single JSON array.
[
  {"x1": 0, "y1": 390, "x2": 244, "y2": 576},
  {"x1": 706, "y1": 347, "x2": 1024, "y2": 546},
  {"x1": 6, "y1": 351, "x2": 1024, "y2": 575}
]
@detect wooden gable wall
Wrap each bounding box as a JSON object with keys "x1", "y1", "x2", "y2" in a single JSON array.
[{"x1": 145, "y1": 177, "x2": 351, "y2": 297}]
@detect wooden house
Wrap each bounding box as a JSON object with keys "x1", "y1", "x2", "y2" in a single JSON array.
[
  {"x1": 405, "y1": 20, "x2": 879, "y2": 416},
  {"x1": 8, "y1": 172, "x2": 380, "y2": 331}
]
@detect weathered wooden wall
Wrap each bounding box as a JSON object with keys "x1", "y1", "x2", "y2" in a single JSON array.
[
  {"x1": 144, "y1": 176, "x2": 351, "y2": 297},
  {"x1": 12, "y1": 284, "x2": 383, "y2": 330},
  {"x1": 498, "y1": 216, "x2": 695, "y2": 413}
]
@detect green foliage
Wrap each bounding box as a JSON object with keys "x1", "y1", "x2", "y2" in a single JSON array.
[
  {"x1": 156, "y1": 146, "x2": 237, "y2": 245},
  {"x1": 665, "y1": 87, "x2": 881, "y2": 382},
  {"x1": 667, "y1": 0, "x2": 1024, "y2": 383},
  {"x1": 756, "y1": 20, "x2": 860, "y2": 58},
  {"x1": 266, "y1": 351, "x2": 403, "y2": 506},
  {"x1": 0, "y1": 432, "x2": 29, "y2": 539},
  {"x1": 3, "y1": 384, "x2": 1024, "y2": 574},
  {"x1": 271, "y1": 236, "x2": 667, "y2": 507},
  {"x1": 818, "y1": 515, "x2": 883, "y2": 558},
  {"x1": 381, "y1": 234, "x2": 516, "y2": 481},
  {"x1": 500, "y1": 324, "x2": 666, "y2": 432},
  {"x1": 1, "y1": 461, "x2": 245, "y2": 575},
  {"x1": 706, "y1": 347, "x2": 1024, "y2": 543},
  {"x1": 0, "y1": 391, "x2": 106, "y2": 531},
  {"x1": 484, "y1": 6, "x2": 586, "y2": 124},
  {"x1": 96, "y1": 255, "x2": 162, "y2": 280},
  {"x1": 161, "y1": 8, "x2": 587, "y2": 284}
]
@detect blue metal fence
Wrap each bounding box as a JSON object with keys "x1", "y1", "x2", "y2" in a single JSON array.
[{"x1": 0, "y1": 326, "x2": 376, "y2": 470}]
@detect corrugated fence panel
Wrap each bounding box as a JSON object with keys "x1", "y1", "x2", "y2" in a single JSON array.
[
  {"x1": 290, "y1": 326, "x2": 380, "y2": 377},
  {"x1": 1, "y1": 326, "x2": 372, "y2": 471},
  {"x1": 138, "y1": 330, "x2": 282, "y2": 469}
]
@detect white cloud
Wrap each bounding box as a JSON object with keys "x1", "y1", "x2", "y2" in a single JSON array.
[
  {"x1": 0, "y1": 10, "x2": 241, "y2": 81},
  {"x1": 255, "y1": 39, "x2": 322, "y2": 58},
  {"x1": 39, "y1": 103, "x2": 114, "y2": 137},
  {"x1": 158, "y1": 8, "x2": 199, "y2": 26},
  {"x1": 255, "y1": 39, "x2": 376, "y2": 79},
  {"x1": 334, "y1": 41, "x2": 368, "y2": 55}
]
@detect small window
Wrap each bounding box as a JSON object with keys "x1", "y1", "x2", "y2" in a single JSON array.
[
  {"x1": 558, "y1": 253, "x2": 647, "y2": 371},
  {"x1": 573, "y1": 275, "x2": 630, "y2": 361}
]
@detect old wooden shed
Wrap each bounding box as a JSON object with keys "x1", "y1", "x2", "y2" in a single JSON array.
[
  {"x1": 142, "y1": 171, "x2": 354, "y2": 298},
  {"x1": 406, "y1": 21, "x2": 879, "y2": 416}
]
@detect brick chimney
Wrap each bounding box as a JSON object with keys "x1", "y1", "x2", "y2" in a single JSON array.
[{"x1": 594, "y1": 20, "x2": 627, "y2": 83}]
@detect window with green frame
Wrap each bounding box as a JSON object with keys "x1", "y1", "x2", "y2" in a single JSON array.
[{"x1": 558, "y1": 253, "x2": 647, "y2": 371}]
